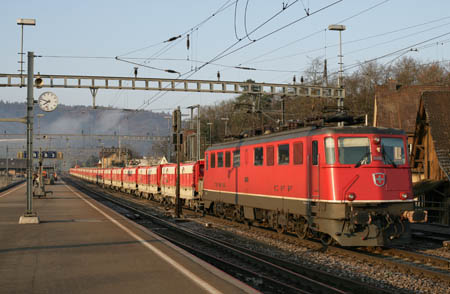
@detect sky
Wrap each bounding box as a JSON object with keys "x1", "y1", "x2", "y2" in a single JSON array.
[{"x1": 1, "y1": 0, "x2": 450, "y2": 117}]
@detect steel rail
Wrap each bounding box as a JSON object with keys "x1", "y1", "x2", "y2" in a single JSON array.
[{"x1": 65, "y1": 176, "x2": 368, "y2": 294}]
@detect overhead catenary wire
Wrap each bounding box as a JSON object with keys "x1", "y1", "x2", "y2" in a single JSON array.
[
  {"x1": 118, "y1": 0, "x2": 236, "y2": 58},
  {"x1": 195, "y1": 0, "x2": 342, "y2": 74},
  {"x1": 235, "y1": 0, "x2": 391, "y2": 67},
  {"x1": 249, "y1": 19, "x2": 450, "y2": 66},
  {"x1": 140, "y1": 0, "x2": 342, "y2": 111},
  {"x1": 322, "y1": 32, "x2": 450, "y2": 76},
  {"x1": 244, "y1": 0, "x2": 255, "y2": 42},
  {"x1": 137, "y1": 0, "x2": 313, "y2": 111}
]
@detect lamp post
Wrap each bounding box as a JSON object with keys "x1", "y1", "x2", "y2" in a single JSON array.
[
  {"x1": 207, "y1": 122, "x2": 213, "y2": 146},
  {"x1": 17, "y1": 18, "x2": 36, "y2": 87},
  {"x1": 328, "y1": 24, "x2": 346, "y2": 125}
]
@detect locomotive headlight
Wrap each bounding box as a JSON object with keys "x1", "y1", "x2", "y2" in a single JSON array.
[
  {"x1": 373, "y1": 137, "x2": 381, "y2": 144},
  {"x1": 347, "y1": 193, "x2": 356, "y2": 201},
  {"x1": 400, "y1": 192, "x2": 408, "y2": 200}
]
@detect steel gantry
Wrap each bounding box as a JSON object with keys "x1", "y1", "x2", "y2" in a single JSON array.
[
  {"x1": 0, "y1": 73, "x2": 344, "y2": 99},
  {"x1": 0, "y1": 133, "x2": 168, "y2": 142}
]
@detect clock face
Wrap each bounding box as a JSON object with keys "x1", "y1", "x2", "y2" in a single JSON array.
[{"x1": 38, "y1": 92, "x2": 58, "y2": 112}]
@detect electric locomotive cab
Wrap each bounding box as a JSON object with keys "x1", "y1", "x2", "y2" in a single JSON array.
[{"x1": 318, "y1": 128, "x2": 427, "y2": 246}]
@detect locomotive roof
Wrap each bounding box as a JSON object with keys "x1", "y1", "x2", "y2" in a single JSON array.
[{"x1": 206, "y1": 126, "x2": 405, "y2": 151}]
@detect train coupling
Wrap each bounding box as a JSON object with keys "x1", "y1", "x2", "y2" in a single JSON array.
[
  {"x1": 351, "y1": 211, "x2": 372, "y2": 225},
  {"x1": 401, "y1": 210, "x2": 428, "y2": 223}
]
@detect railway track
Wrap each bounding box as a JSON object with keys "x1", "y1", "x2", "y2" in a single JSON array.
[
  {"x1": 64, "y1": 176, "x2": 394, "y2": 294},
  {"x1": 206, "y1": 213, "x2": 450, "y2": 283},
  {"x1": 412, "y1": 227, "x2": 450, "y2": 244},
  {"x1": 0, "y1": 179, "x2": 25, "y2": 193}
]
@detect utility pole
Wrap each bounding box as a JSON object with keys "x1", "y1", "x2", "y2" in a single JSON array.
[
  {"x1": 173, "y1": 107, "x2": 182, "y2": 218},
  {"x1": 207, "y1": 122, "x2": 213, "y2": 147},
  {"x1": 221, "y1": 117, "x2": 229, "y2": 137},
  {"x1": 328, "y1": 24, "x2": 346, "y2": 126},
  {"x1": 164, "y1": 116, "x2": 172, "y2": 161},
  {"x1": 188, "y1": 106, "x2": 194, "y2": 161},
  {"x1": 19, "y1": 51, "x2": 39, "y2": 224},
  {"x1": 5, "y1": 145, "x2": 9, "y2": 185},
  {"x1": 17, "y1": 18, "x2": 36, "y2": 87},
  {"x1": 196, "y1": 106, "x2": 200, "y2": 160},
  {"x1": 187, "y1": 104, "x2": 201, "y2": 161}
]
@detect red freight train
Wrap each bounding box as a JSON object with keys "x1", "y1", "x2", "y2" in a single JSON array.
[{"x1": 70, "y1": 126, "x2": 426, "y2": 246}]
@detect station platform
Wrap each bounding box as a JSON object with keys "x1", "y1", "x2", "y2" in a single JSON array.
[{"x1": 0, "y1": 181, "x2": 258, "y2": 294}]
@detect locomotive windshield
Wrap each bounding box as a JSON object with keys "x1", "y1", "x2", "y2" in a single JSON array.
[
  {"x1": 381, "y1": 137, "x2": 405, "y2": 165},
  {"x1": 338, "y1": 137, "x2": 371, "y2": 165}
]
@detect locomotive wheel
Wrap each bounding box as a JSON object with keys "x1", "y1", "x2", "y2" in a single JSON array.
[
  {"x1": 320, "y1": 233, "x2": 334, "y2": 246},
  {"x1": 295, "y1": 218, "x2": 308, "y2": 239},
  {"x1": 276, "y1": 225, "x2": 286, "y2": 234},
  {"x1": 163, "y1": 199, "x2": 172, "y2": 211},
  {"x1": 214, "y1": 202, "x2": 225, "y2": 219},
  {"x1": 232, "y1": 207, "x2": 244, "y2": 223}
]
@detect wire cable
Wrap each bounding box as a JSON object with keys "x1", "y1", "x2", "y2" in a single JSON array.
[
  {"x1": 244, "y1": 0, "x2": 255, "y2": 42},
  {"x1": 234, "y1": 0, "x2": 241, "y2": 41},
  {"x1": 198, "y1": 0, "x2": 343, "y2": 71},
  {"x1": 119, "y1": 0, "x2": 236, "y2": 59},
  {"x1": 238, "y1": 0, "x2": 391, "y2": 66}
]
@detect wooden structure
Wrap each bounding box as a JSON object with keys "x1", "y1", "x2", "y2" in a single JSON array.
[
  {"x1": 373, "y1": 81, "x2": 450, "y2": 148},
  {"x1": 410, "y1": 91, "x2": 450, "y2": 225},
  {"x1": 100, "y1": 147, "x2": 132, "y2": 168}
]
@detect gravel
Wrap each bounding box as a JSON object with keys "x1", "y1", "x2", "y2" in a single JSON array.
[
  {"x1": 86, "y1": 183, "x2": 450, "y2": 294},
  {"x1": 178, "y1": 216, "x2": 450, "y2": 294}
]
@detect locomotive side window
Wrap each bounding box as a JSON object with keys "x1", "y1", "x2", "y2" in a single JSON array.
[
  {"x1": 293, "y1": 142, "x2": 303, "y2": 165},
  {"x1": 211, "y1": 153, "x2": 216, "y2": 168},
  {"x1": 206, "y1": 154, "x2": 208, "y2": 171},
  {"x1": 218, "y1": 152, "x2": 224, "y2": 167},
  {"x1": 338, "y1": 137, "x2": 371, "y2": 165},
  {"x1": 225, "y1": 151, "x2": 231, "y2": 167},
  {"x1": 312, "y1": 141, "x2": 318, "y2": 165},
  {"x1": 324, "y1": 137, "x2": 336, "y2": 164},
  {"x1": 254, "y1": 147, "x2": 263, "y2": 166},
  {"x1": 267, "y1": 145, "x2": 274, "y2": 166},
  {"x1": 233, "y1": 150, "x2": 240, "y2": 167},
  {"x1": 278, "y1": 144, "x2": 289, "y2": 165},
  {"x1": 381, "y1": 138, "x2": 405, "y2": 165}
]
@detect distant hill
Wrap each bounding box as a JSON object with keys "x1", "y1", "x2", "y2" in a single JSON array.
[
  {"x1": 0, "y1": 100, "x2": 170, "y2": 136},
  {"x1": 0, "y1": 100, "x2": 170, "y2": 159}
]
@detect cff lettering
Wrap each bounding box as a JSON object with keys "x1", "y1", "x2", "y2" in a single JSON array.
[{"x1": 274, "y1": 185, "x2": 293, "y2": 192}]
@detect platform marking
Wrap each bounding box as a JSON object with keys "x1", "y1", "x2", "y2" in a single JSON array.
[
  {"x1": 0, "y1": 183, "x2": 26, "y2": 199},
  {"x1": 64, "y1": 183, "x2": 223, "y2": 294}
]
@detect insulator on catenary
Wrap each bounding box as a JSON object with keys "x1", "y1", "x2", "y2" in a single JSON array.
[
  {"x1": 187, "y1": 34, "x2": 190, "y2": 50},
  {"x1": 165, "y1": 35, "x2": 181, "y2": 42}
]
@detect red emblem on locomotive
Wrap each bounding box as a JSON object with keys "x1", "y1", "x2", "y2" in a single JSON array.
[{"x1": 372, "y1": 173, "x2": 386, "y2": 187}]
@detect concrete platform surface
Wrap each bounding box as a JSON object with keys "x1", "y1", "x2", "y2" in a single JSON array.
[{"x1": 0, "y1": 181, "x2": 258, "y2": 294}]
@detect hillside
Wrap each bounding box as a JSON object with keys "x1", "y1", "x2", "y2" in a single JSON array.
[
  {"x1": 0, "y1": 100, "x2": 170, "y2": 161},
  {"x1": 0, "y1": 100, "x2": 170, "y2": 135}
]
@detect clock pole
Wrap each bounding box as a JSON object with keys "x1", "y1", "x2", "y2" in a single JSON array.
[{"x1": 19, "y1": 51, "x2": 39, "y2": 224}]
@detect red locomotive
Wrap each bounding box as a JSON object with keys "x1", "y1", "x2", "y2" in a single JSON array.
[
  {"x1": 203, "y1": 126, "x2": 426, "y2": 246},
  {"x1": 70, "y1": 126, "x2": 426, "y2": 246}
]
